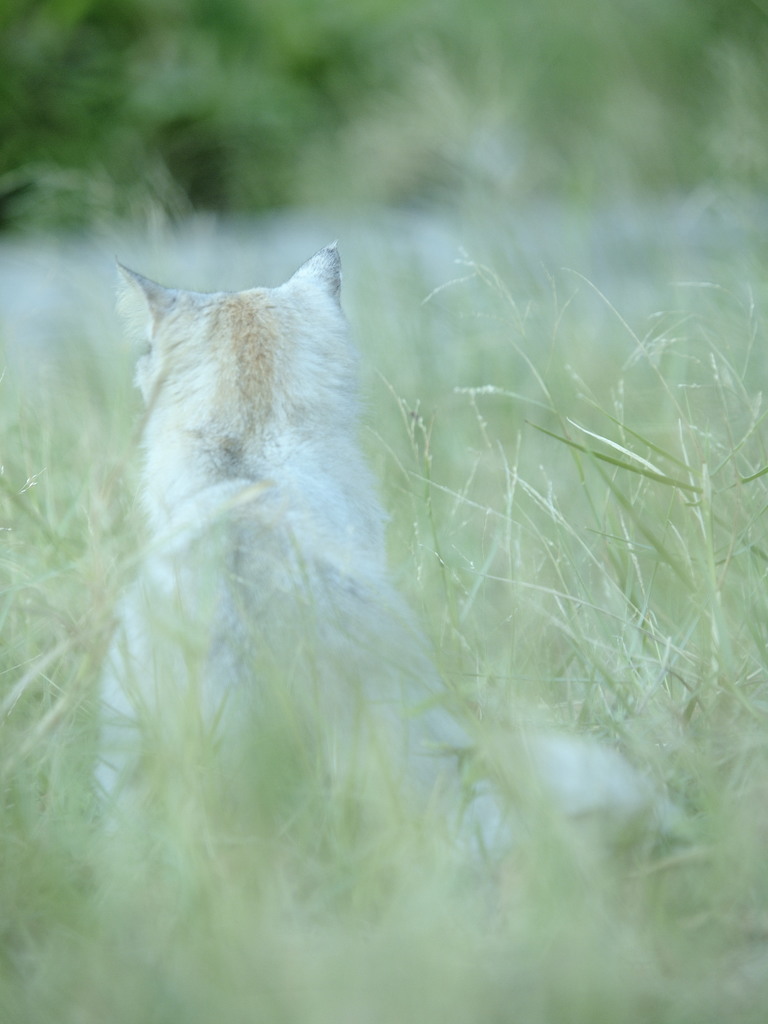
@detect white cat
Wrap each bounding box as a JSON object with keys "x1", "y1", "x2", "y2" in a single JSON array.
[{"x1": 99, "y1": 244, "x2": 673, "y2": 849}]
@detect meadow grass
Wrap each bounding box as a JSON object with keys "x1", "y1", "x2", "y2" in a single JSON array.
[{"x1": 2, "y1": 214, "x2": 768, "y2": 1022}]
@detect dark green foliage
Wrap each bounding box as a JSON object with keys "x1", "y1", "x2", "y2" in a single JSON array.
[{"x1": 2, "y1": 0, "x2": 768, "y2": 227}]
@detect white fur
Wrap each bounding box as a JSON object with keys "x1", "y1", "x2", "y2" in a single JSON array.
[{"x1": 100, "y1": 245, "x2": 672, "y2": 851}]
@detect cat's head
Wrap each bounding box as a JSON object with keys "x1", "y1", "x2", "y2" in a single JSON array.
[{"x1": 116, "y1": 245, "x2": 358, "y2": 467}]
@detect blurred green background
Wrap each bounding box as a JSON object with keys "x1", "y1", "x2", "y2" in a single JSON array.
[{"x1": 2, "y1": 0, "x2": 767, "y2": 229}]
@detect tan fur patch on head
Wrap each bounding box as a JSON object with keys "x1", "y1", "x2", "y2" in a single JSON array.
[{"x1": 209, "y1": 290, "x2": 282, "y2": 430}]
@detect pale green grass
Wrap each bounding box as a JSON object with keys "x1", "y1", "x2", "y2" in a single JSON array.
[{"x1": 3, "y1": 219, "x2": 768, "y2": 1022}]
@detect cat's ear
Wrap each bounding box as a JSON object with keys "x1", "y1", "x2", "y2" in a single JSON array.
[
  {"x1": 286, "y1": 243, "x2": 341, "y2": 302},
  {"x1": 116, "y1": 262, "x2": 177, "y2": 337}
]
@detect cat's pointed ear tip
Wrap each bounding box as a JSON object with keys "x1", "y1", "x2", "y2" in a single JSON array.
[
  {"x1": 115, "y1": 264, "x2": 176, "y2": 319},
  {"x1": 323, "y1": 243, "x2": 342, "y2": 297},
  {"x1": 288, "y1": 243, "x2": 342, "y2": 299},
  {"x1": 115, "y1": 260, "x2": 142, "y2": 286},
  {"x1": 313, "y1": 242, "x2": 340, "y2": 269}
]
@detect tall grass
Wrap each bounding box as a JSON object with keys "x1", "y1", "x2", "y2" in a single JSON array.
[{"x1": 3, "y1": 216, "x2": 768, "y2": 1021}]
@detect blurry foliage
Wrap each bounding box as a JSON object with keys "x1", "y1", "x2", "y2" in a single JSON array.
[{"x1": 1, "y1": 0, "x2": 768, "y2": 228}]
